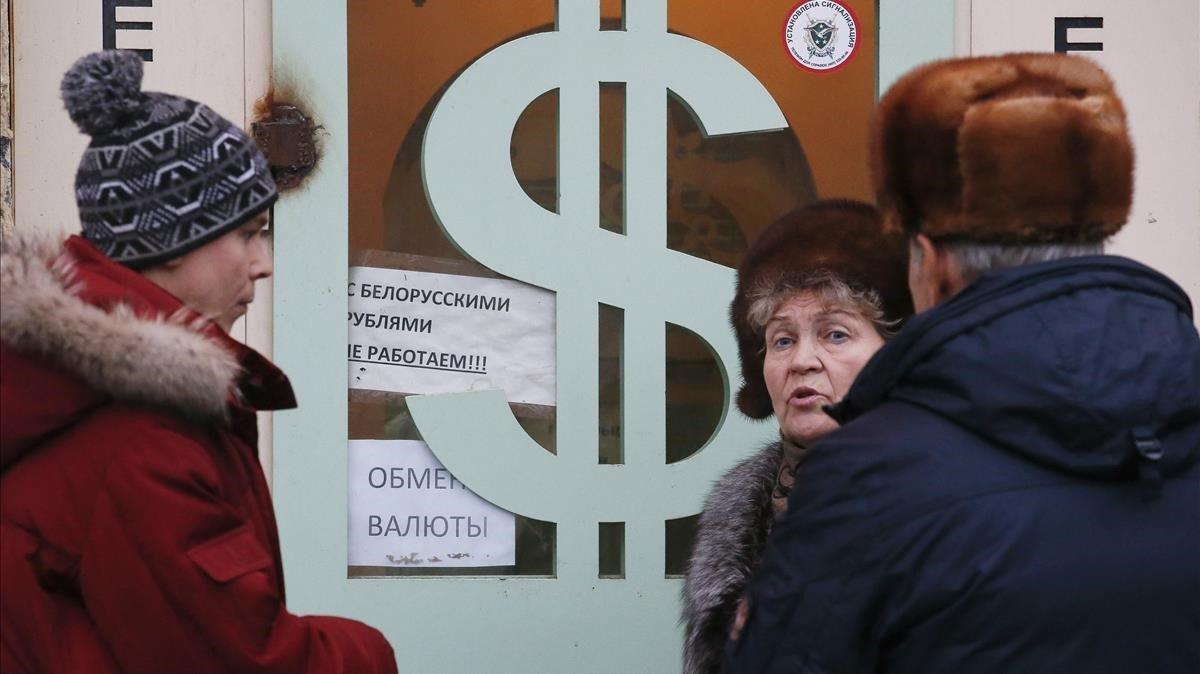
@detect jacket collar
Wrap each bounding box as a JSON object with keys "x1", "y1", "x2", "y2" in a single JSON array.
[
  {"x1": 827, "y1": 255, "x2": 1199, "y2": 480},
  {"x1": 831, "y1": 255, "x2": 1193, "y2": 424}
]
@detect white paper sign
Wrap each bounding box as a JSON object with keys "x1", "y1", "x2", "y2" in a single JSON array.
[
  {"x1": 348, "y1": 439, "x2": 516, "y2": 567},
  {"x1": 348, "y1": 266, "x2": 556, "y2": 406}
]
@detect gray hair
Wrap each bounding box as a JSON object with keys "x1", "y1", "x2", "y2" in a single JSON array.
[
  {"x1": 927, "y1": 241, "x2": 1105, "y2": 284},
  {"x1": 746, "y1": 270, "x2": 898, "y2": 341}
]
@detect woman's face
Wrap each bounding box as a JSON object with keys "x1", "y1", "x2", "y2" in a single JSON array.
[{"x1": 762, "y1": 291, "x2": 885, "y2": 446}]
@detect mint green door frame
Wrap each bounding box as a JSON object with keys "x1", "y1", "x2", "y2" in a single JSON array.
[{"x1": 271, "y1": 2, "x2": 954, "y2": 672}]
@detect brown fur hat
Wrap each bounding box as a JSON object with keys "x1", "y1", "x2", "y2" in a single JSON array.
[
  {"x1": 731, "y1": 199, "x2": 912, "y2": 419},
  {"x1": 871, "y1": 53, "x2": 1133, "y2": 244}
]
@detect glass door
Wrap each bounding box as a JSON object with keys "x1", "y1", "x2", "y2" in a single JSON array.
[{"x1": 269, "y1": 1, "x2": 944, "y2": 671}]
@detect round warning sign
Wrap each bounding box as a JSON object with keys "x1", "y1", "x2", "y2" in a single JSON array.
[{"x1": 783, "y1": 1, "x2": 860, "y2": 73}]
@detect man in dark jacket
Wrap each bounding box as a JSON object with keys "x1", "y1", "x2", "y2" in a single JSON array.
[
  {"x1": 0, "y1": 51, "x2": 397, "y2": 673},
  {"x1": 725, "y1": 53, "x2": 1200, "y2": 673}
]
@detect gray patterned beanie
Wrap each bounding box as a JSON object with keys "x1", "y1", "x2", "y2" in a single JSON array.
[{"x1": 62, "y1": 50, "x2": 277, "y2": 268}]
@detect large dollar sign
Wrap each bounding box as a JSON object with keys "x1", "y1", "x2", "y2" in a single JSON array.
[{"x1": 408, "y1": 0, "x2": 784, "y2": 581}]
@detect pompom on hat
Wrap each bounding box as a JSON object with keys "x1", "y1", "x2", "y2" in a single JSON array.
[
  {"x1": 871, "y1": 52, "x2": 1133, "y2": 244},
  {"x1": 730, "y1": 200, "x2": 913, "y2": 419},
  {"x1": 62, "y1": 50, "x2": 277, "y2": 268}
]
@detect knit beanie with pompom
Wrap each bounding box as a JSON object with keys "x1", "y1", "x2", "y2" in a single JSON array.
[{"x1": 62, "y1": 50, "x2": 277, "y2": 268}]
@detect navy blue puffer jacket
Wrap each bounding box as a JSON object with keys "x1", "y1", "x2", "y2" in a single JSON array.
[{"x1": 725, "y1": 256, "x2": 1200, "y2": 674}]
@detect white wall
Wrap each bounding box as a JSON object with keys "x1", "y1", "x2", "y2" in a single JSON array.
[{"x1": 11, "y1": 0, "x2": 277, "y2": 479}]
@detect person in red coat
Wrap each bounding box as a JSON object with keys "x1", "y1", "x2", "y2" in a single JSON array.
[{"x1": 0, "y1": 50, "x2": 397, "y2": 674}]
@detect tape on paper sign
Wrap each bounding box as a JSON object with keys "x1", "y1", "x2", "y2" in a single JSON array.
[
  {"x1": 348, "y1": 439, "x2": 517, "y2": 568},
  {"x1": 348, "y1": 266, "x2": 556, "y2": 406}
]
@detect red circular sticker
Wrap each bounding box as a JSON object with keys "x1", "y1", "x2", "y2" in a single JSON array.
[{"x1": 782, "y1": 1, "x2": 861, "y2": 73}]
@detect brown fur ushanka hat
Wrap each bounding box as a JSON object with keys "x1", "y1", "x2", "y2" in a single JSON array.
[
  {"x1": 871, "y1": 53, "x2": 1133, "y2": 244},
  {"x1": 731, "y1": 200, "x2": 912, "y2": 419}
]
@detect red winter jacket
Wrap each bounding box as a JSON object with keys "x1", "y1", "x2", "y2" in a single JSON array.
[{"x1": 0, "y1": 235, "x2": 397, "y2": 674}]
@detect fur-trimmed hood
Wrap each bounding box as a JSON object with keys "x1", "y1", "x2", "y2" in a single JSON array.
[{"x1": 1, "y1": 232, "x2": 294, "y2": 470}]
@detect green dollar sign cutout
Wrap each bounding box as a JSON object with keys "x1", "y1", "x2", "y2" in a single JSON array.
[{"x1": 409, "y1": 0, "x2": 784, "y2": 581}]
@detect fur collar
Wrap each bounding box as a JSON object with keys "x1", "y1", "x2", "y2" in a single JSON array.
[
  {"x1": 682, "y1": 442, "x2": 782, "y2": 674},
  {"x1": 0, "y1": 231, "x2": 237, "y2": 420}
]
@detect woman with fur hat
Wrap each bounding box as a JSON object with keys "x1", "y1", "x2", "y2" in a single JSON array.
[
  {"x1": 0, "y1": 51, "x2": 395, "y2": 673},
  {"x1": 681, "y1": 199, "x2": 911, "y2": 674}
]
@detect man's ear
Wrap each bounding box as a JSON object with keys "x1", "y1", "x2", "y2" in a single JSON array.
[
  {"x1": 909, "y1": 233, "x2": 964, "y2": 311},
  {"x1": 926, "y1": 234, "x2": 971, "y2": 304},
  {"x1": 912, "y1": 233, "x2": 938, "y2": 276}
]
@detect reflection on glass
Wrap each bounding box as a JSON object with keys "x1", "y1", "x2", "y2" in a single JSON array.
[
  {"x1": 348, "y1": 0, "x2": 869, "y2": 579},
  {"x1": 599, "y1": 304, "x2": 623, "y2": 465},
  {"x1": 666, "y1": 515, "x2": 699, "y2": 577},
  {"x1": 355, "y1": 65, "x2": 816, "y2": 578},
  {"x1": 599, "y1": 522, "x2": 625, "y2": 578}
]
